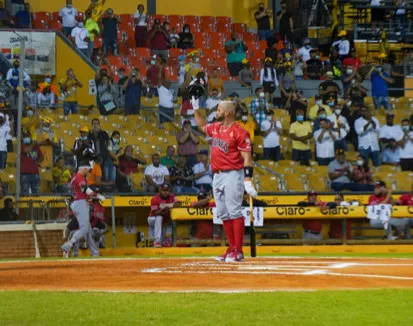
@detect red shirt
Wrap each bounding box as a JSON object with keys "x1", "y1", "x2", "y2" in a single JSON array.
[
  {"x1": 149, "y1": 193, "x2": 178, "y2": 224},
  {"x1": 190, "y1": 201, "x2": 216, "y2": 239},
  {"x1": 397, "y1": 193, "x2": 413, "y2": 206},
  {"x1": 302, "y1": 201, "x2": 326, "y2": 233},
  {"x1": 71, "y1": 173, "x2": 90, "y2": 201},
  {"x1": 150, "y1": 30, "x2": 168, "y2": 50},
  {"x1": 90, "y1": 201, "x2": 106, "y2": 224},
  {"x1": 146, "y1": 66, "x2": 164, "y2": 87},
  {"x1": 368, "y1": 194, "x2": 391, "y2": 205},
  {"x1": 118, "y1": 155, "x2": 139, "y2": 175},
  {"x1": 21, "y1": 144, "x2": 43, "y2": 174},
  {"x1": 342, "y1": 57, "x2": 363, "y2": 70},
  {"x1": 329, "y1": 220, "x2": 352, "y2": 240},
  {"x1": 205, "y1": 122, "x2": 251, "y2": 172}
]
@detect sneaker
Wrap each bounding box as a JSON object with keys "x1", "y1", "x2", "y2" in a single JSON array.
[
  {"x1": 225, "y1": 249, "x2": 244, "y2": 263},
  {"x1": 61, "y1": 242, "x2": 72, "y2": 258},
  {"x1": 215, "y1": 247, "x2": 232, "y2": 262},
  {"x1": 154, "y1": 242, "x2": 162, "y2": 248}
]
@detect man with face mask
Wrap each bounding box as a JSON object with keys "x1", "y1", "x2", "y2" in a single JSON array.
[
  {"x1": 59, "y1": 0, "x2": 78, "y2": 37},
  {"x1": 355, "y1": 107, "x2": 381, "y2": 167},
  {"x1": 341, "y1": 65, "x2": 362, "y2": 95},
  {"x1": 250, "y1": 87, "x2": 269, "y2": 117},
  {"x1": 305, "y1": 50, "x2": 322, "y2": 80},
  {"x1": 176, "y1": 120, "x2": 199, "y2": 167},
  {"x1": 148, "y1": 19, "x2": 169, "y2": 61},
  {"x1": 382, "y1": 139, "x2": 401, "y2": 166},
  {"x1": 379, "y1": 113, "x2": 402, "y2": 147},
  {"x1": 72, "y1": 126, "x2": 95, "y2": 169},
  {"x1": 0, "y1": 113, "x2": 11, "y2": 170},
  {"x1": 146, "y1": 55, "x2": 164, "y2": 98},
  {"x1": 6, "y1": 59, "x2": 30, "y2": 83},
  {"x1": 365, "y1": 63, "x2": 394, "y2": 112},
  {"x1": 254, "y1": 2, "x2": 272, "y2": 41},
  {"x1": 289, "y1": 109, "x2": 313, "y2": 166},
  {"x1": 123, "y1": 68, "x2": 146, "y2": 115},
  {"x1": 237, "y1": 103, "x2": 258, "y2": 152},
  {"x1": 276, "y1": 1, "x2": 294, "y2": 43},
  {"x1": 309, "y1": 95, "x2": 332, "y2": 121},
  {"x1": 70, "y1": 20, "x2": 90, "y2": 56},
  {"x1": 35, "y1": 116, "x2": 58, "y2": 169},
  {"x1": 298, "y1": 39, "x2": 312, "y2": 62},
  {"x1": 158, "y1": 78, "x2": 175, "y2": 126},
  {"x1": 60, "y1": 68, "x2": 83, "y2": 115},
  {"x1": 208, "y1": 67, "x2": 225, "y2": 97},
  {"x1": 328, "y1": 104, "x2": 350, "y2": 151},
  {"x1": 396, "y1": 119, "x2": 413, "y2": 171},
  {"x1": 261, "y1": 110, "x2": 282, "y2": 162},
  {"x1": 225, "y1": 32, "x2": 248, "y2": 77},
  {"x1": 178, "y1": 24, "x2": 194, "y2": 49},
  {"x1": 20, "y1": 131, "x2": 43, "y2": 194},
  {"x1": 332, "y1": 30, "x2": 350, "y2": 61},
  {"x1": 101, "y1": 8, "x2": 119, "y2": 57},
  {"x1": 185, "y1": 50, "x2": 202, "y2": 79},
  {"x1": 85, "y1": 10, "x2": 100, "y2": 58},
  {"x1": 238, "y1": 59, "x2": 253, "y2": 90},
  {"x1": 343, "y1": 48, "x2": 363, "y2": 70}
]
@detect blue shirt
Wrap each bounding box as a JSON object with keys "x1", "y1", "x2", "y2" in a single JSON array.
[
  {"x1": 371, "y1": 72, "x2": 390, "y2": 97},
  {"x1": 15, "y1": 10, "x2": 30, "y2": 28},
  {"x1": 225, "y1": 40, "x2": 246, "y2": 63},
  {"x1": 250, "y1": 97, "x2": 269, "y2": 115},
  {"x1": 382, "y1": 147, "x2": 400, "y2": 164},
  {"x1": 125, "y1": 79, "x2": 142, "y2": 106}
]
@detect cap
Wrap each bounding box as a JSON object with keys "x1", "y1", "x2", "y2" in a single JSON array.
[
  {"x1": 229, "y1": 92, "x2": 239, "y2": 98},
  {"x1": 182, "y1": 119, "x2": 191, "y2": 126},
  {"x1": 284, "y1": 61, "x2": 292, "y2": 67},
  {"x1": 350, "y1": 47, "x2": 356, "y2": 52},
  {"x1": 188, "y1": 50, "x2": 200, "y2": 57},
  {"x1": 79, "y1": 126, "x2": 89, "y2": 133},
  {"x1": 375, "y1": 181, "x2": 386, "y2": 188},
  {"x1": 378, "y1": 53, "x2": 387, "y2": 59},
  {"x1": 325, "y1": 71, "x2": 333, "y2": 77},
  {"x1": 197, "y1": 191, "x2": 208, "y2": 199},
  {"x1": 13, "y1": 59, "x2": 20, "y2": 64},
  {"x1": 199, "y1": 149, "x2": 209, "y2": 156},
  {"x1": 178, "y1": 54, "x2": 187, "y2": 61},
  {"x1": 336, "y1": 148, "x2": 346, "y2": 156},
  {"x1": 338, "y1": 30, "x2": 347, "y2": 37},
  {"x1": 307, "y1": 190, "x2": 318, "y2": 197},
  {"x1": 264, "y1": 57, "x2": 273, "y2": 63},
  {"x1": 41, "y1": 116, "x2": 53, "y2": 124},
  {"x1": 304, "y1": 38, "x2": 311, "y2": 44},
  {"x1": 160, "y1": 184, "x2": 171, "y2": 190},
  {"x1": 241, "y1": 58, "x2": 250, "y2": 65}
]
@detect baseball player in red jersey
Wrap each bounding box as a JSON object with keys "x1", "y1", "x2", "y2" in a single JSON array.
[
  {"x1": 61, "y1": 161, "x2": 105, "y2": 257},
  {"x1": 192, "y1": 96, "x2": 258, "y2": 262}
]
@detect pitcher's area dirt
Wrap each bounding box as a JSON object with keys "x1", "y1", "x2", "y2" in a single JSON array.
[{"x1": 1, "y1": 258, "x2": 413, "y2": 292}]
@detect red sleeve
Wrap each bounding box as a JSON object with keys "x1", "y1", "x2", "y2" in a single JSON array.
[
  {"x1": 368, "y1": 195, "x2": 378, "y2": 205},
  {"x1": 236, "y1": 128, "x2": 252, "y2": 152},
  {"x1": 189, "y1": 202, "x2": 196, "y2": 208},
  {"x1": 36, "y1": 146, "x2": 44, "y2": 161},
  {"x1": 151, "y1": 197, "x2": 160, "y2": 211},
  {"x1": 205, "y1": 123, "x2": 214, "y2": 138},
  {"x1": 172, "y1": 195, "x2": 178, "y2": 203},
  {"x1": 397, "y1": 194, "x2": 408, "y2": 205}
]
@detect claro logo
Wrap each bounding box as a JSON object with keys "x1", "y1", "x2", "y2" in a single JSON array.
[
  {"x1": 187, "y1": 208, "x2": 214, "y2": 215},
  {"x1": 276, "y1": 207, "x2": 306, "y2": 215},
  {"x1": 320, "y1": 207, "x2": 351, "y2": 215},
  {"x1": 128, "y1": 199, "x2": 149, "y2": 206}
]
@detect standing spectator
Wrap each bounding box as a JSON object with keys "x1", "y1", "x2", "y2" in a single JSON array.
[
  {"x1": 254, "y1": 2, "x2": 272, "y2": 41},
  {"x1": 14, "y1": 2, "x2": 30, "y2": 28},
  {"x1": 59, "y1": 0, "x2": 78, "y2": 37},
  {"x1": 101, "y1": 8, "x2": 120, "y2": 56},
  {"x1": 346, "y1": 79, "x2": 367, "y2": 107},
  {"x1": 160, "y1": 145, "x2": 178, "y2": 169},
  {"x1": 146, "y1": 57, "x2": 164, "y2": 97},
  {"x1": 382, "y1": 139, "x2": 401, "y2": 166},
  {"x1": 97, "y1": 74, "x2": 117, "y2": 115},
  {"x1": 225, "y1": 32, "x2": 248, "y2": 77},
  {"x1": 309, "y1": 95, "x2": 331, "y2": 121},
  {"x1": 276, "y1": 1, "x2": 294, "y2": 43},
  {"x1": 6, "y1": 59, "x2": 30, "y2": 82},
  {"x1": 314, "y1": 119, "x2": 338, "y2": 166},
  {"x1": 397, "y1": 119, "x2": 413, "y2": 171},
  {"x1": 148, "y1": 19, "x2": 169, "y2": 61},
  {"x1": 184, "y1": 51, "x2": 202, "y2": 79},
  {"x1": 394, "y1": 0, "x2": 407, "y2": 33},
  {"x1": 355, "y1": 107, "x2": 381, "y2": 167},
  {"x1": 176, "y1": 120, "x2": 199, "y2": 167},
  {"x1": 379, "y1": 113, "x2": 401, "y2": 147},
  {"x1": 288, "y1": 90, "x2": 308, "y2": 122},
  {"x1": 0, "y1": 113, "x2": 10, "y2": 170},
  {"x1": 208, "y1": 68, "x2": 224, "y2": 97},
  {"x1": 205, "y1": 89, "x2": 220, "y2": 122},
  {"x1": 325, "y1": 48, "x2": 342, "y2": 79},
  {"x1": 328, "y1": 104, "x2": 350, "y2": 151},
  {"x1": 133, "y1": 4, "x2": 147, "y2": 47},
  {"x1": 318, "y1": 72, "x2": 341, "y2": 99},
  {"x1": 72, "y1": 126, "x2": 95, "y2": 168},
  {"x1": 35, "y1": 117, "x2": 58, "y2": 169},
  {"x1": 71, "y1": 20, "x2": 89, "y2": 56},
  {"x1": 279, "y1": 61, "x2": 296, "y2": 107},
  {"x1": 37, "y1": 83, "x2": 55, "y2": 109},
  {"x1": 107, "y1": 131, "x2": 122, "y2": 183},
  {"x1": 305, "y1": 50, "x2": 322, "y2": 80},
  {"x1": 341, "y1": 65, "x2": 362, "y2": 95},
  {"x1": 342, "y1": 48, "x2": 363, "y2": 71},
  {"x1": 123, "y1": 68, "x2": 145, "y2": 115},
  {"x1": 250, "y1": 86, "x2": 269, "y2": 116},
  {"x1": 85, "y1": 11, "x2": 100, "y2": 58},
  {"x1": 265, "y1": 39, "x2": 278, "y2": 62},
  {"x1": 313, "y1": 107, "x2": 328, "y2": 132},
  {"x1": 193, "y1": 150, "x2": 213, "y2": 193},
  {"x1": 169, "y1": 27, "x2": 180, "y2": 48},
  {"x1": 237, "y1": 104, "x2": 258, "y2": 151},
  {"x1": 60, "y1": 68, "x2": 83, "y2": 116},
  {"x1": 25, "y1": 83, "x2": 38, "y2": 109},
  {"x1": 158, "y1": 78, "x2": 175, "y2": 125},
  {"x1": 365, "y1": 65, "x2": 394, "y2": 112},
  {"x1": 21, "y1": 132, "x2": 43, "y2": 194},
  {"x1": 7, "y1": 69, "x2": 28, "y2": 109},
  {"x1": 0, "y1": 198, "x2": 18, "y2": 222},
  {"x1": 144, "y1": 153, "x2": 170, "y2": 193},
  {"x1": 89, "y1": 119, "x2": 110, "y2": 180},
  {"x1": 260, "y1": 58, "x2": 278, "y2": 105},
  {"x1": 289, "y1": 109, "x2": 313, "y2": 166},
  {"x1": 332, "y1": 30, "x2": 350, "y2": 61},
  {"x1": 292, "y1": 52, "x2": 306, "y2": 80},
  {"x1": 52, "y1": 157, "x2": 72, "y2": 193},
  {"x1": 261, "y1": 110, "x2": 282, "y2": 162},
  {"x1": 298, "y1": 38, "x2": 312, "y2": 62},
  {"x1": 178, "y1": 55, "x2": 187, "y2": 87},
  {"x1": 299, "y1": 191, "x2": 327, "y2": 241},
  {"x1": 370, "y1": 0, "x2": 385, "y2": 36},
  {"x1": 170, "y1": 156, "x2": 198, "y2": 194},
  {"x1": 117, "y1": 145, "x2": 147, "y2": 192},
  {"x1": 178, "y1": 24, "x2": 194, "y2": 50},
  {"x1": 238, "y1": 59, "x2": 253, "y2": 89}
]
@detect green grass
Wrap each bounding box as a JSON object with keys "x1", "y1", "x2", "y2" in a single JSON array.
[{"x1": 1, "y1": 290, "x2": 413, "y2": 325}]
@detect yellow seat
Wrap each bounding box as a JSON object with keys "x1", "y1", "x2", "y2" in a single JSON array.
[
  {"x1": 306, "y1": 174, "x2": 327, "y2": 191},
  {"x1": 257, "y1": 175, "x2": 279, "y2": 192},
  {"x1": 395, "y1": 172, "x2": 413, "y2": 192},
  {"x1": 39, "y1": 169, "x2": 52, "y2": 193},
  {"x1": 373, "y1": 172, "x2": 396, "y2": 190},
  {"x1": 282, "y1": 174, "x2": 305, "y2": 191},
  {"x1": 254, "y1": 136, "x2": 263, "y2": 155},
  {"x1": 6, "y1": 153, "x2": 16, "y2": 165},
  {"x1": 131, "y1": 172, "x2": 145, "y2": 191},
  {"x1": 144, "y1": 135, "x2": 165, "y2": 145},
  {"x1": 256, "y1": 160, "x2": 277, "y2": 172},
  {"x1": 243, "y1": 97, "x2": 254, "y2": 107},
  {"x1": 163, "y1": 122, "x2": 181, "y2": 134},
  {"x1": 137, "y1": 143, "x2": 159, "y2": 155},
  {"x1": 293, "y1": 165, "x2": 315, "y2": 176},
  {"x1": 346, "y1": 151, "x2": 358, "y2": 162},
  {"x1": 314, "y1": 165, "x2": 329, "y2": 176},
  {"x1": 377, "y1": 165, "x2": 400, "y2": 173}
]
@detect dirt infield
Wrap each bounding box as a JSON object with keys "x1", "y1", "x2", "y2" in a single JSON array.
[{"x1": 1, "y1": 257, "x2": 413, "y2": 292}]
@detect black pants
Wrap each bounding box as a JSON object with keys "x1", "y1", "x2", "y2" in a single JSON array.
[
  {"x1": 279, "y1": 28, "x2": 294, "y2": 43},
  {"x1": 227, "y1": 62, "x2": 244, "y2": 77},
  {"x1": 400, "y1": 159, "x2": 413, "y2": 172},
  {"x1": 159, "y1": 106, "x2": 174, "y2": 124}
]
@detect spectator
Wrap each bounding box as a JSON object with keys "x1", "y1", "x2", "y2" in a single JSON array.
[
  {"x1": 289, "y1": 109, "x2": 313, "y2": 166},
  {"x1": 251, "y1": 87, "x2": 270, "y2": 127},
  {"x1": 308, "y1": 95, "x2": 331, "y2": 121},
  {"x1": 123, "y1": 68, "x2": 145, "y2": 115},
  {"x1": 146, "y1": 56, "x2": 164, "y2": 97},
  {"x1": 25, "y1": 83, "x2": 38, "y2": 109},
  {"x1": 332, "y1": 30, "x2": 350, "y2": 61},
  {"x1": 314, "y1": 119, "x2": 337, "y2": 166},
  {"x1": 368, "y1": 181, "x2": 410, "y2": 240},
  {"x1": 370, "y1": 0, "x2": 385, "y2": 36},
  {"x1": 133, "y1": 4, "x2": 147, "y2": 47},
  {"x1": 7, "y1": 69, "x2": 29, "y2": 109},
  {"x1": 37, "y1": 83, "x2": 55, "y2": 108},
  {"x1": 178, "y1": 24, "x2": 194, "y2": 50},
  {"x1": 193, "y1": 150, "x2": 213, "y2": 193},
  {"x1": 89, "y1": 119, "x2": 110, "y2": 179},
  {"x1": 292, "y1": 52, "x2": 306, "y2": 80},
  {"x1": 59, "y1": 0, "x2": 78, "y2": 38},
  {"x1": 346, "y1": 79, "x2": 367, "y2": 107},
  {"x1": 329, "y1": 150, "x2": 353, "y2": 191},
  {"x1": 21, "y1": 131, "x2": 43, "y2": 194},
  {"x1": 313, "y1": 107, "x2": 328, "y2": 132},
  {"x1": 355, "y1": 107, "x2": 380, "y2": 167},
  {"x1": 279, "y1": 61, "x2": 295, "y2": 107},
  {"x1": 254, "y1": 2, "x2": 272, "y2": 41},
  {"x1": 397, "y1": 183, "x2": 413, "y2": 206},
  {"x1": 147, "y1": 184, "x2": 180, "y2": 247},
  {"x1": 352, "y1": 154, "x2": 375, "y2": 189},
  {"x1": 261, "y1": 110, "x2": 282, "y2": 162},
  {"x1": 379, "y1": 113, "x2": 401, "y2": 147},
  {"x1": 71, "y1": 20, "x2": 89, "y2": 56},
  {"x1": 318, "y1": 71, "x2": 340, "y2": 99},
  {"x1": 169, "y1": 27, "x2": 180, "y2": 48},
  {"x1": 160, "y1": 145, "x2": 178, "y2": 169},
  {"x1": 236, "y1": 103, "x2": 257, "y2": 150},
  {"x1": 229, "y1": 92, "x2": 241, "y2": 106},
  {"x1": 87, "y1": 156, "x2": 108, "y2": 189},
  {"x1": 382, "y1": 139, "x2": 401, "y2": 166},
  {"x1": 325, "y1": 48, "x2": 342, "y2": 79},
  {"x1": 396, "y1": 119, "x2": 413, "y2": 171},
  {"x1": 328, "y1": 104, "x2": 350, "y2": 151},
  {"x1": 280, "y1": 40, "x2": 292, "y2": 57},
  {"x1": 305, "y1": 50, "x2": 322, "y2": 80},
  {"x1": 394, "y1": 0, "x2": 407, "y2": 33},
  {"x1": 287, "y1": 89, "x2": 308, "y2": 121},
  {"x1": 144, "y1": 153, "x2": 170, "y2": 193},
  {"x1": 265, "y1": 39, "x2": 278, "y2": 62},
  {"x1": 276, "y1": 1, "x2": 294, "y2": 43},
  {"x1": 365, "y1": 64, "x2": 394, "y2": 112},
  {"x1": 85, "y1": 10, "x2": 100, "y2": 58},
  {"x1": 225, "y1": 32, "x2": 248, "y2": 77},
  {"x1": 72, "y1": 126, "x2": 95, "y2": 168},
  {"x1": 341, "y1": 65, "x2": 362, "y2": 95},
  {"x1": 60, "y1": 68, "x2": 83, "y2": 116},
  {"x1": 205, "y1": 89, "x2": 220, "y2": 123},
  {"x1": 184, "y1": 50, "x2": 202, "y2": 79},
  {"x1": 189, "y1": 191, "x2": 217, "y2": 242},
  {"x1": 148, "y1": 19, "x2": 169, "y2": 61},
  {"x1": 274, "y1": 51, "x2": 285, "y2": 76},
  {"x1": 176, "y1": 120, "x2": 199, "y2": 167},
  {"x1": 0, "y1": 198, "x2": 18, "y2": 222},
  {"x1": 6, "y1": 59, "x2": 30, "y2": 82},
  {"x1": 86, "y1": 0, "x2": 106, "y2": 23},
  {"x1": 97, "y1": 73, "x2": 117, "y2": 115},
  {"x1": 260, "y1": 58, "x2": 278, "y2": 104},
  {"x1": 342, "y1": 48, "x2": 363, "y2": 71},
  {"x1": 107, "y1": 131, "x2": 122, "y2": 183},
  {"x1": 35, "y1": 117, "x2": 58, "y2": 169},
  {"x1": 158, "y1": 78, "x2": 175, "y2": 125},
  {"x1": 299, "y1": 191, "x2": 327, "y2": 241},
  {"x1": 178, "y1": 55, "x2": 187, "y2": 87},
  {"x1": 208, "y1": 68, "x2": 224, "y2": 97},
  {"x1": 170, "y1": 156, "x2": 198, "y2": 194},
  {"x1": 238, "y1": 59, "x2": 253, "y2": 89},
  {"x1": 328, "y1": 194, "x2": 353, "y2": 240},
  {"x1": 14, "y1": 2, "x2": 30, "y2": 28},
  {"x1": 298, "y1": 38, "x2": 312, "y2": 62},
  {"x1": 117, "y1": 145, "x2": 147, "y2": 192},
  {"x1": 0, "y1": 113, "x2": 11, "y2": 170},
  {"x1": 101, "y1": 8, "x2": 120, "y2": 57},
  {"x1": 52, "y1": 156, "x2": 72, "y2": 193}
]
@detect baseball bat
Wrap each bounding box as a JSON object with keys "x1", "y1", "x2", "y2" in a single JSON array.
[{"x1": 249, "y1": 196, "x2": 256, "y2": 258}]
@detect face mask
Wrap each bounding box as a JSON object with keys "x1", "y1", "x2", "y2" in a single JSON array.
[
  {"x1": 328, "y1": 101, "x2": 335, "y2": 107},
  {"x1": 357, "y1": 160, "x2": 364, "y2": 166},
  {"x1": 402, "y1": 126, "x2": 410, "y2": 132},
  {"x1": 150, "y1": 60, "x2": 156, "y2": 66},
  {"x1": 296, "y1": 115, "x2": 304, "y2": 122},
  {"x1": 316, "y1": 100, "x2": 322, "y2": 106},
  {"x1": 66, "y1": 4, "x2": 72, "y2": 9},
  {"x1": 232, "y1": 100, "x2": 237, "y2": 104},
  {"x1": 319, "y1": 114, "x2": 326, "y2": 119},
  {"x1": 23, "y1": 137, "x2": 31, "y2": 144},
  {"x1": 305, "y1": 45, "x2": 311, "y2": 49},
  {"x1": 195, "y1": 58, "x2": 200, "y2": 63},
  {"x1": 113, "y1": 138, "x2": 120, "y2": 144},
  {"x1": 81, "y1": 136, "x2": 88, "y2": 141},
  {"x1": 184, "y1": 28, "x2": 189, "y2": 33},
  {"x1": 259, "y1": 92, "x2": 265, "y2": 98},
  {"x1": 13, "y1": 64, "x2": 19, "y2": 69},
  {"x1": 335, "y1": 109, "x2": 341, "y2": 115},
  {"x1": 78, "y1": 22, "x2": 84, "y2": 28},
  {"x1": 108, "y1": 10, "x2": 113, "y2": 15},
  {"x1": 43, "y1": 126, "x2": 50, "y2": 132},
  {"x1": 387, "y1": 122, "x2": 393, "y2": 127},
  {"x1": 375, "y1": 67, "x2": 382, "y2": 73},
  {"x1": 241, "y1": 116, "x2": 248, "y2": 122},
  {"x1": 118, "y1": 73, "x2": 124, "y2": 79},
  {"x1": 131, "y1": 73, "x2": 137, "y2": 77},
  {"x1": 179, "y1": 62, "x2": 185, "y2": 66},
  {"x1": 315, "y1": 55, "x2": 320, "y2": 60},
  {"x1": 26, "y1": 110, "x2": 33, "y2": 117},
  {"x1": 259, "y1": 7, "x2": 264, "y2": 11},
  {"x1": 266, "y1": 116, "x2": 272, "y2": 120},
  {"x1": 346, "y1": 69, "x2": 353, "y2": 75},
  {"x1": 45, "y1": 78, "x2": 51, "y2": 83},
  {"x1": 12, "y1": 76, "x2": 18, "y2": 80}
]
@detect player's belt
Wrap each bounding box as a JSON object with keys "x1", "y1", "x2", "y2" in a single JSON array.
[{"x1": 213, "y1": 169, "x2": 238, "y2": 174}]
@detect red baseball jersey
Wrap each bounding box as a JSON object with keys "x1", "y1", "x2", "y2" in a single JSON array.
[
  {"x1": 302, "y1": 201, "x2": 327, "y2": 233},
  {"x1": 90, "y1": 202, "x2": 106, "y2": 223},
  {"x1": 205, "y1": 122, "x2": 251, "y2": 173},
  {"x1": 190, "y1": 201, "x2": 216, "y2": 240},
  {"x1": 149, "y1": 194, "x2": 178, "y2": 224},
  {"x1": 368, "y1": 194, "x2": 391, "y2": 205},
  {"x1": 397, "y1": 193, "x2": 413, "y2": 206},
  {"x1": 71, "y1": 173, "x2": 89, "y2": 201}
]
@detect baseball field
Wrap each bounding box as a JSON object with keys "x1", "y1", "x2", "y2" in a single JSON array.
[{"x1": 2, "y1": 253, "x2": 413, "y2": 325}]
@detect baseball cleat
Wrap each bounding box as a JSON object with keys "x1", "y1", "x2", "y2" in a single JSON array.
[
  {"x1": 154, "y1": 242, "x2": 162, "y2": 248},
  {"x1": 225, "y1": 249, "x2": 244, "y2": 263},
  {"x1": 216, "y1": 247, "x2": 232, "y2": 262},
  {"x1": 61, "y1": 242, "x2": 72, "y2": 258}
]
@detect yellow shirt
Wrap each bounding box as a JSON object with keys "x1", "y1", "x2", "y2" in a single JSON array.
[
  {"x1": 237, "y1": 120, "x2": 256, "y2": 143},
  {"x1": 22, "y1": 116, "x2": 38, "y2": 136},
  {"x1": 60, "y1": 78, "x2": 78, "y2": 102},
  {"x1": 85, "y1": 19, "x2": 100, "y2": 42},
  {"x1": 208, "y1": 78, "x2": 224, "y2": 94},
  {"x1": 308, "y1": 104, "x2": 332, "y2": 121},
  {"x1": 36, "y1": 129, "x2": 58, "y2": 169},
  {"x1": 289, "y1": 121, "x2": 313, "y2": 151},
  {"x1": 184, "y1": 62, "x2": 201, "y2": 78},
  {"x1": 52, "y1": 167, "x2": 72, "y2": 186},
  {"x1": 89, "y1": 0, "x2": 105, "y2": 22},
  {"x1": 88, "y1": 163, "x2": 102, "y2": 186}
]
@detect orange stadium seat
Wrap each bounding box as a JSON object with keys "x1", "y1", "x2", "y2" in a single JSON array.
[
  {"x1": 243, "y1": 32, "x2": 258, "y2": 42},
  {"x1": 169, "y1": 48, "x2": 183, "y2": 58},
  {"x1": 209, "y1": 32, "x2": 225, "y2": 48},
  {"x1": 120, "y1": 14, "x2": 134, "y2": 24},
  {"x1": 216, "y1": 21, "x2": 231, "y2": 33},
  {"x1": 200, "y1": 16, "x2": 215, "y2": 25},
  {"x1": 200, "y1": 48, "x2": 216, "y2": 58},
  {"x1": 216, "y1": 16, "x2": 232, "y2": 24},
  {"x1": 233, "y1": 23, "x2": 247, "y2": 33},
  {"x1": 33, "y1": 12, "x2": 51, "y2": 22},
  {"x1": 32, "y1": 19, "x2": 48, "y2": 29},
  {"x1": 193, "y1": 32, "x2": 208, "y2": 48},
  {"x1": 50, "y1": 11, "x2": 60, "y2": 21},
  {"x1": 128, "y1": 56, "x2": 146, "y2": 68},
  {"x1": 49, "y1": 20, "x2": 62, "y2": 30},
  {"x1": 199, "y1": 20, "x2": 215, "y2": 33},
  {"x1": 184, "y1": 16, "x2": 200, "y2": 25},
  {"x1": 107, "y1": 56, "x2": 123, "y2": 67},
  {"x1": 94, "y1": 37, "x2": 103, "y2": 49},
  {"x1": 136, "y1": 47, "x2": 151, "y2": 58}
]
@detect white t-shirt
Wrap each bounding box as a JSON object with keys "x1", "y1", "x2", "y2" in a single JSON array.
[
  {"x1": 193, "y1": 162, "x2": 213, "y2": 185},
  {"x1": 144, "y1": 164, "x2": 170, "y2": 185},
  {"x1": 133, "y1": 11, "x2": 147, "y2": 26},
  {"x1": 314, "y1": 129, "x2": 338, "y2": 158},
  {"x1": 379, "y1": 125, "x2": 403, "y2": 141},
  {"x1": 298, "y1": 46, "x2": 311, "y2": 62},
  {"x1": 371, "y1": 0, "x2": 381, "y2": 7},
  {"x1": 0, "y1": 123, "x2": 11, "y2": 151},
  {"x1": 71, "y1": 27, "x2": 89, "y2": 49},
  {"x1": 396, "y1": 131, "x2": 413, "y2": 159},
  {"x1": 59, "y1": 7, "x2": 78, "y2": 28},
  {"x1": 261, "y1": 120, "x2": 282, "y2": 148},
  {"x1": 37, "y1": 92, "x2": 55, "y2": 107},
  {"x1": 327, "y1": 113, "x2": 350, "y2": 140},
  {"x1": 158, "y1": 86, "x2": 174, "y2": 109},
  {"x1": 355, "y1": 117, "x2": 380, "y2": 151}
]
